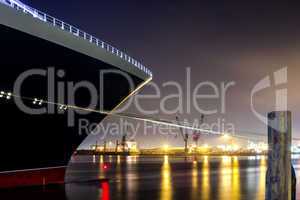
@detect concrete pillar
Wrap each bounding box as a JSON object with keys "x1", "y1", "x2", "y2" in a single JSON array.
[{"x1": 265, "y1": 111, "x2": 295, "y2": 200}]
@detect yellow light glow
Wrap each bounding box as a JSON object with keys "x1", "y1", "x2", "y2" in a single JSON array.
[
  {"x1": 163, "y1": 144, "x2": 169, "y2": 152},
  {"x1": 232, "y1": 156, "x2": 241, "y2": 200},
  {"x1": 232, "y1": 144, "x2": 239, "y2": 151},
  {"x1": 222, "y1": 133, "x2": 230, "y2": 140},
  {"x1": 204, "y1": 156, "x2": 209, "y2": 164},
  {"x1": 222, "y1": 156, "x2": 231, "y2": 165},
  {"x1": 188, "y1": 147, "x2": 193, "y2": 154},
  {"x1": 164, "y1": 155, "x2": 169, "y2": 163},
  {"x1": 201, "y1": 156, "x2": 210, "y2": 200},
  {"x1": 117, "y1": 155, "x2": 121, "y2": 164},
  {"x1": 160, "y1": 155, "x2": 172, "y2": 200},
  {"x1": 191, "y1": 159, "x2": 198, "y2": 199}
]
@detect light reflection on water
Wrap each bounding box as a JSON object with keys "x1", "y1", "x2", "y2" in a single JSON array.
[
  {"x1": 191, "y1": 159, "x2": 198, "y2": 199},
  {"x1": 257, "y1": 156, "x2": 266, "y2": 200},
  {"x1": 160, "y1": 155, "x2": 172, "y2": 200},
  {"x1": 201, "y1": 156, "x2": 210, "y2": 200},
  {"x1": 232, "y1": 156, "x2": 241, "y2": 200},
  {"x1": 218, "y1": 156, "x2": 240, "y2": 200},
  {"x1": 63, "y1": 155, "x2": 300, "y2": 200}
]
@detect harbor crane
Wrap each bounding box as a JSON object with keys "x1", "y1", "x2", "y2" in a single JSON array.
[
  {"x1": 176, "y1": 115, "x2": 205, "y2": 154},
  {"x1": 115, "y1": 140, "x2": 119, "y2": 153},
  {"x1": 121, "y1": 125, "x2": 129, "y2": 153},
  {"x1": 192, "y1": 114, "x2": 205, "y2": 147},
  {"x1": 121, "y1": 134, "x2": 127, "y2": 153},
  {"x1": 176, "y1": 116, "x2": 189, "y2": 154}
]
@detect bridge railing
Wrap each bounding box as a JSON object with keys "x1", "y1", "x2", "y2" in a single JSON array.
[{"x1": 0, "y1": 0, "x2": 152, "y2": 77}]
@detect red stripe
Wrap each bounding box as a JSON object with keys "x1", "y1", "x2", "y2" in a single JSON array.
[{"x1": 0, "y1": 167, "x2": 66, "y2": 188}]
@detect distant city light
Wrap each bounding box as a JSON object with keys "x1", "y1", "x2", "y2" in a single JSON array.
[{"x1": 247, "y1": 141, "x2": 268, "y2": 153}]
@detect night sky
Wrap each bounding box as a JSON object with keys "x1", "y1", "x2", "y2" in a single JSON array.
[{"x1": 25, "y1": 0, "x2": 300, "y2": 148}]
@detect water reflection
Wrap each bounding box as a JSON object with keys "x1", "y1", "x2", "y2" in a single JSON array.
[
  {"x1": 257, "y1": 156, "x2": 266, "y2": 200},
  {"x1": 99, "y1": 155, "x2": 105, "y2": 179},
  {"x1": 160, "y1": 155, "x2": 172, "y2": 200},
  {"x1": 126, "y1": 156, "x2": 138, "y2": 199},
  {"x1": 126, "y1": 155, "x2": 138, "y2": 164},
  {"x1": 100, "y1": 155, "x2": 104, "y2": 164},
  {"x1": 116, "y1": 155, "x2": 122, "y2": 194},
  {"x1": 218, "y1": 156, "x2": 240, "y2": 200},
  {"x1": 117, "y1": 155, "x2": 121, "y2": 165},
  {"x1": 65, "y1": 155, "x2": 299, "y2": 200},
  {"x1": 201, "y1": 156, "x2": 210, "y2": 200},
  {"x1": 232, "y1": 156, "x2": 241, "y2": 200},
  {"x1": 191, "y1": 159, "x2": 198, "y2": 199},
  {"x1": 101, "y1": 182, "x2": 110, "y2": 200}
]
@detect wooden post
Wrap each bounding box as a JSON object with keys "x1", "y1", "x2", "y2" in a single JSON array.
[{"x1": 265, "y1": 111, "x2": 296, "y2": 200}]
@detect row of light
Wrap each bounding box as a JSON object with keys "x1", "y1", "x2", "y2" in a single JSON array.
[
  {"x1": 59, "y1": 105, "x2": 68, "y2": 110},
  {"x1": 1, "y1": 0, "x2": 153, "y2": 77},
  {"x1": 0, "y1": 91, "x2": 12, "y2": 99},
  {"x1": 1, "y1": 92, "x2": 68, "y2": 111},
  {"x1": 33, "y1": 98, "x2": 68, "y2": 110},
  {"x1": 33, "y1": 98, "x2": 43, "y2": 105},
  {"x1": 1, "y1": 93, "x2": 67, "y2": 110}
]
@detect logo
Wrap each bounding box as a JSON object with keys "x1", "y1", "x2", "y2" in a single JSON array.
[{"x1": 251, "y1": 67, "x2": 288, "y2": 130}]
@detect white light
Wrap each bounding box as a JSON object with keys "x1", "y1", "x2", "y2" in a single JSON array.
[
  {"x1": 38, "y1": 100, "x2": 43, "y2": 105},
  {"x1": 6, "y1": 92, "x2": 12, "y2": 99},
  {"x1": 59, "y1": 105, "x2": 68, "y2": 111},
  {"x1": 33, "y1": 98, "x2": 38, "y2": 104}
]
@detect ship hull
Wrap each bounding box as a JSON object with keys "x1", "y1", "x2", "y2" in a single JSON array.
[{"x1": 0, "y1": 13, "x2": 148, "y2": 187}]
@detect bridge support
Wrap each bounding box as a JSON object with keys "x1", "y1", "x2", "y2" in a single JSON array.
[{"x1": 265, "y1": 111, "x2": 296, "y2": 200}]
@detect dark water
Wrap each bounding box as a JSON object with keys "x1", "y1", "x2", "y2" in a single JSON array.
[{"x1": 2, "y1": 155, "x2": 300, "y2": 200}]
